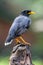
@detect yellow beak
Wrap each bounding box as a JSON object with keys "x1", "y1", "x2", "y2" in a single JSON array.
[{"x1": 28, "y1": 11, "x2": 36, "y2": 14}]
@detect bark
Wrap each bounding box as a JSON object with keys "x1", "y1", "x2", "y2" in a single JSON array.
[{"x1": 9, "y1": 44, "x2": 33, "y2": 65}]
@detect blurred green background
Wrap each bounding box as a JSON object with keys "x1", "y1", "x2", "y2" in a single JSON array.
[{"x1": 0, "y1": 0, "x2": 43, "y2": 65}]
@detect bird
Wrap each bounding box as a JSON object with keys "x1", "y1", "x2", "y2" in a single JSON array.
[{"x1": 4, "y1": 10, "x2": 35, "y2": 46}]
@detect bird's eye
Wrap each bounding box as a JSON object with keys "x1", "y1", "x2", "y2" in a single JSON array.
[
  {"x1": 27, "y1": 11, "x2": 29, "y2": 14},
  {"x1": 27, "y1": 11, "x2": 29, "y2": 13}
]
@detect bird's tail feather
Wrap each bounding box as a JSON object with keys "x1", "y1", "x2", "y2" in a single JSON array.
[
  {"x1": 5, "y1": 39, "x2": 13, "y2": 46},
  {"x1": 4, "y1": 35, "x2": 13, "y2": 46}
]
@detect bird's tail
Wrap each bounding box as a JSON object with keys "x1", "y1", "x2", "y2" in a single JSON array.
[
  {"x1": 5, "y1": 40, "x2": 13, "y2": 46},
  {"x1": 4, "y1": 35, "x2": 13, "y2": 46}
]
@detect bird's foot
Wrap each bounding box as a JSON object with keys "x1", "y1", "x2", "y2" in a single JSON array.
[
  {"x1": 16, "y1": 41, "x2": 21, "y2": 44},
  {"x1": 24, "y1": 42, "x2": 31, "y2": 46}
]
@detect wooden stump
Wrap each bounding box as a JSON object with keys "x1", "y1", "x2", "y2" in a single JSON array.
[{"x1": 9, "y1": 44, "x2": 33, "y2": 65}]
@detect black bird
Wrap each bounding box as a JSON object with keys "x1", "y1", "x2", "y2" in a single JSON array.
[{"x1": 4, "y1": 10, "x2": 35, "y2": 46}]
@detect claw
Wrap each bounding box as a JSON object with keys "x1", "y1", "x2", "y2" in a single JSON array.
[{"x1": 25, "y1": 42, "x2": 31, "y2": 46}]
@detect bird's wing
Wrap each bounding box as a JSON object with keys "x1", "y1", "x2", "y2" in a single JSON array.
[
  {"x1": 15, "y1": 16, "x2": 31, "y2": 35},
  {"x1": 5, "y1": 20, "x2": 19, "y2": 46}
]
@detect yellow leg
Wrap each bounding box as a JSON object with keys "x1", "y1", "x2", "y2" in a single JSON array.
[
  {"x1": 19, "y1": 36, "x2": 31, "y2": 46},
  {"x1": 15, "y1": 37, "x2": 21, "y2": 44}
]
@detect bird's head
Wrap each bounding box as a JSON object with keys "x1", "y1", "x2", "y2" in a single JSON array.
[{"x1": 21, "y1": 10, "x2": 36, "y2": 16}]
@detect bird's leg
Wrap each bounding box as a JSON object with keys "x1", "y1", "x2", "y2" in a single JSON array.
[
  {"x1": 19, "y1": 36, "x2": 31, "y2": 46},
  {"x1": 15, "y1": 37, "x2": 21, "y2": 44}
]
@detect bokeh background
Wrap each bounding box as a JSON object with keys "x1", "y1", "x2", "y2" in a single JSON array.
[{"x1": 0, "y1": 0, "x2": 43, "y2": 65}]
